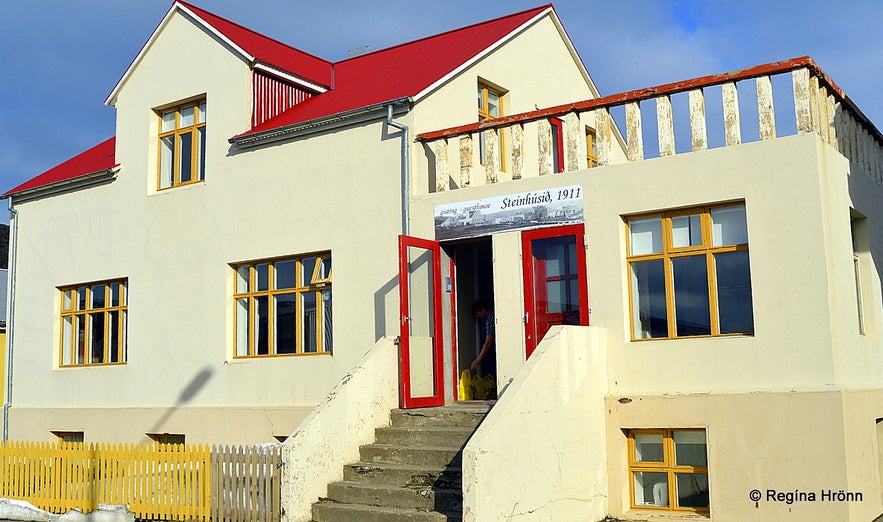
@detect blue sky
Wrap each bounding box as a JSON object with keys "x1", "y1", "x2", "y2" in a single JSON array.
[{"x1": 0, "y1": 0, "x2": 880, "y2": 213}]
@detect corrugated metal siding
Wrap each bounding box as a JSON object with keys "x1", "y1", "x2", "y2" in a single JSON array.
[{"x1": 252, "y1": 71, "x2": 313, "y2": 128}]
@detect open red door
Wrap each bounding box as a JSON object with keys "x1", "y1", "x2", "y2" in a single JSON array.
[
  {"x1": 522, "y1": 225, "x2": 589, "y2": 358},
  {"x1": 398, "y1": 235, "x2": 445, "y2": 408}
]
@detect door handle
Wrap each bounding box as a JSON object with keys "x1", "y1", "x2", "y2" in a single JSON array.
[{"x1": 523, "y1": 312, "x2": 529, "y2": 324}]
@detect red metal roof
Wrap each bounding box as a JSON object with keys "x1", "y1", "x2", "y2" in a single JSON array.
[
  {"x1": 176, "y1": 1, "x2": 333, "y2": 88},
  {"x1": 243, "y1": 4, "x2": 552, "y2": 136},
  {"x1": 10, "y1": 4, "x2": 553, "y2": 197},
  {"x1": 4, "y1": 137, "x2": 116, "y2": 197}
]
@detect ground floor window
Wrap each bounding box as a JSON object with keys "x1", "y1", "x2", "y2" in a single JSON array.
[
  {"x1": 59, "y1": 279, "x2": 128, "y2": 366},
  {"x1": 627, "y1": 429, "x2": 709, "y2": 512},
  {"x1": 233, "y1": 252, "x2": 332, "y2": 357}
]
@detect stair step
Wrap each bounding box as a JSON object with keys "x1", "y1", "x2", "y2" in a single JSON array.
[
  {"x1": 312, "y1": 501, "x2": 459, "y2": 522},
  {"x1": 389, "y1": 405, "x2": 492, "y2": 429},
  {"x1": 360, "y1": 444, "x2": 462, "y2": 467},
  {"x1": 326, "y1": 481, "x2": 461, "y2": 512},
  {"x1": 374, "y1": 426, "x2": 476, "y2": 447},
  {"x1": 344, "y1": 462, "x2": 461, "y2": 489}
]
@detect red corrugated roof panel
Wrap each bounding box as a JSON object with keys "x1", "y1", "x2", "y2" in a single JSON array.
[
  {"x1": 244, "y1": 5, "x2": 552, "y2": 136},
  {"x1": 4, "y1": 137, "x2": 117, "y2": 197},
  {"x1": 177, "y1": 1, "x2": 333, "y2": 88}
]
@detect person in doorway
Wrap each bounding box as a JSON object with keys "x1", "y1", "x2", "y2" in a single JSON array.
[{"x1": 471, "y1": 299, "x2": 496, "y2": 375}]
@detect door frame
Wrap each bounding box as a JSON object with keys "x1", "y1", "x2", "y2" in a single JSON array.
[
  {"x1": 398, "y1": 235, "x2": 445, "y2": 408},
  {"x1": 521, "y1": 224, "x2": 589, "y2": 358}
]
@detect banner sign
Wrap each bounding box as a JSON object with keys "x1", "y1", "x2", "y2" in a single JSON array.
[{"x1": 434, "y1": 184, "x2": 583, "y2": 241}]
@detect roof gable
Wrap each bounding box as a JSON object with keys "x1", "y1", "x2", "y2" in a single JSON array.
[
  {"x1": 4, "y1": 137, "x2": 116, "y2": 197},
  {"x1": 106, "y1": 1, "x2": 333, "y2": 105},
  {"x1": 242, "y1": 5, "x2": 554, "y2": 137}
]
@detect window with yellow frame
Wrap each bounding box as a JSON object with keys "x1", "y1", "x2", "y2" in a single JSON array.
[
  {"x1": 586, "y1": 127, "x2": 598, "y2": 168},
  {"x1": 157, "y1": 98, "x2": 206, "y2": 190},
  {"x1": 59, "y1": 279, "x2": 128, "y2": 367},
  {"x1": 626, "y1": 203, "x2": 753, "y2": 340},
  {"x1": 478, "y1": 82, "x2": 506, "y2": 170},
  {"x1": 233, "y1": 253, "x2": 332, "y2": 357},
  {"x1": 627, "y1": 429, "x2": 709, "y2": 512}
]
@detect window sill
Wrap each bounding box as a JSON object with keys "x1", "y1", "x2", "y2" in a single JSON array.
[
  {"x1": 230, "y1": 352, "x2": 332, "y2": 362},
  {"x1": 618, "y1": 509, "x2": 710, "y2": 521}
]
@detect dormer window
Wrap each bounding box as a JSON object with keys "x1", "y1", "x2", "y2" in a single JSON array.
[{"x1": 157, "y1": 99, "x2": 206, "y2": 190}]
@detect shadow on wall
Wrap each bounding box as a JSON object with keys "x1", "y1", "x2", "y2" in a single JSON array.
[{"x1": 145, "y1": 365, "x2": 214, "y2": 438}]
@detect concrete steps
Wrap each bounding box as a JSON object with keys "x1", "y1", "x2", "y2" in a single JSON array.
[{"x1": 312, "y1": 404, "x2": 491, "y2": 522}]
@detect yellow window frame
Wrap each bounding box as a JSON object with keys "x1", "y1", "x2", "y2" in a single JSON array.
[
  {"x1": 156, "y1": 98, "x2": 206, "y2": 190},
  {"x1": 627, "y1": 429, "x2": 709, "y2": 513},
  {"x1": 586, "y1": 127, "x2": 598, "y2": 168},
  {"x1": 625, "y1": 203, "x2": 751, "y2": 340},
  {"x1": 233, "y1": 253, "x2": 332, "y2": 358},
  {"x1": 59, "y1": 279, "x2": 128, "y2": 367},
  {"x1": 478, "y1": 82, "x2": 507, "y2": 171}
]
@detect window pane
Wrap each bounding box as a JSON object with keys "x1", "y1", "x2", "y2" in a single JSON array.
[
  {"x1": 256, "y1": 263, "x2": 269, "y2": 291},
  {"x1": 319, "y1": 257, "x2": 332, "y2": 280},
  {"x1": 634, "y1": 433, "x2": 664, "y2": 462},
  {"x1": 322, "y1": 289, "x2": 333, "y2": 353},
  {"x1": 62, "y1": 316, "x2": 72, "y2": 365},
  {"x1": 197, "y1": 127, "x2": 205, "y2": 181},
  {"x1": 543, "y1": 242, "x2": 566, "y2": 277},
  {"x1": 198, "y1": 102, "x2": 206, "y2": 124},
  {"x1": 76, "y1": 315, "x2": 86, "y2": 364},
  {"x1": 180, "y1": 105, "x2": 195, "y2": 127},
  {"x1": 629, "y1": 217, "x2": 663, "y2": 255},
  {"x1": 110, "y1": 282, "x2": 120, "y2": 307},
  {"x1": 161, "y1": 111, "x2": 176, "y2": 132},
  {"x1": 275, "y1": 260, "x2": 296, "y2": 289},
  {"x1": 633, "y1": 471, "x2": 669, "y2": 507},
  {"x1": 275, "y1": 294, "x2": 296, "y2": 354},
  {"x1": 236, "y1": 298, "x2": 249, "y2": 356},
  {"x1": 712, "y1": 205, "x2": 747, "y2": 246},
  {"x1": 302, "y1": 257, "x2": 317, "y2": 286},
  {"x1": 487, "y1": 90, "x2": 501, "y2": 117},
  {"x1": 77, "y1": 286, "x2": 87, "y2": 310},
  {"x1": 672, "y1": 256, "x2": 711, "y2": 336},
  {"x1": 121, "y1": 310, "x2": 127, "y2": 362},
  {"x1": 90, "y1": 312, "x2": 105, "y2": 364},
  {"x1": 674, "y1": 431, "x2": 708, "y2": 466},
  {"x1": 255, "y1": 296, "x2": 269, "y2": 355},
  {"x1": 160, "y1": 136, "x2": 174, "y2": 189},
  {"x1": 676, "y1": 473, "x2": 709, "y2": 508},
  {"x1": 671, "y1": 214, "x2": 702, "y2": 248},
  {"x1": 715, "y1": 251, "x2": 754, "y2": 334},
  {"x1": 631, "y1": 260, "x2": 667, "y2": 338},
  {"x1": 179, "y1": 133, "x2": 193, "y2": 183},
  {"x1": 91, "y1": 284, "x2": 105, "y2": 309},
  {"x1": 63, "y1": 290, "x2": 73, "y2": 310},
  {"x1": 109, "y1": 311, "x2": 119, "y2": 363},
  {"x1": 236, "y1": 266, "x2": 249, "y2": 294},
  {"x1": 546, "y1": 280, "x2": 565, "y2": 313},
  {"x1": 302, "y1": 292, "x2": 317, "y2": 353}
]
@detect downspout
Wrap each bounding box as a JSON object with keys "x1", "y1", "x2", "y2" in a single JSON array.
[
  {"x1": 386, "y1": 104, "x2": 410, "y2": 236},
  {"x1": 3, "y1": 198, "x2": 18, "y2": 441}
]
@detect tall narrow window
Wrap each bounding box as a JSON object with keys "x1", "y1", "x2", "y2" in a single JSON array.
[
  {"x1": 550, "y1": 118, "x2": 565, "y2": 173},
  {"x1": 233, "y1": 253, "x2": 332, "y2": 357},
  {"x1": 60, "y1": 279, "x2": 127, "y2": 366},
  {"x1": 586, "y1": 127, "x2": 598, "y2": 168},
  {"x1": 158, "y1": 99, "x2": 206, "y2": 189},
  {"x1": 628, "y1": 429, "x2": 710, "y2": 512},
  {"x1": 851, "y1": 214, "x2": 868, "y2": 335},
  {"x1": 478, "y1": 82, "x2": 506, "y2": 170},
  {"x1": 627, "y1": 203, "x2": 753, "y2": 340}
]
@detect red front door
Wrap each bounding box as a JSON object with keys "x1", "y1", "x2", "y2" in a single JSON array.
[
  {"x1": 398, "y1": 235, "x2": 445, "y2": 408},
  {"x1": 521, "y1": 225, "x2": 589, "y2": 357}
]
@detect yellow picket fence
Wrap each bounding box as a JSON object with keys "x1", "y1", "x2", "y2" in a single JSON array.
[{"x1": 0, "y1": 441, "x2": 281, "y2": 522}]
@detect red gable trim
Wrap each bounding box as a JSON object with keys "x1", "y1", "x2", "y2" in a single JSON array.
[{"x1": 3, "y1": 138, "x2": 117, "y2": 198}]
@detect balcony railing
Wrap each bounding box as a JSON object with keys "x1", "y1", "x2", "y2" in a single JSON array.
[{"x1": 416, "y1": 56, "x2": 882, "y2": 194}]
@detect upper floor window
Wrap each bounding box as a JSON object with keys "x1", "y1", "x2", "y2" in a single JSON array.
[
  {"x1": 478, "y1": 82, "x2": 506, "y2": 170},
  {"x1": 626, "y1": 203, "x2": 753, "y2": 340},
  {"x1": 60, "y1": 279, "x2": 128, "y2": 366},
  {"x1": 628, "y1": 429, "x2": 709, "y2": 512},
  {"x1": 586, "y1": 127, "x2": 598, "y2": 168},
  {"x1": 158, "y1": 99, "x2": 206, "y2": 190},
  {"x1": 233, "y1": 253, "x2": 332, "y2": 357}
]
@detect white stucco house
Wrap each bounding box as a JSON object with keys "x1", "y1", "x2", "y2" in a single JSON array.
[{"x1": 3, "y1": 1, "x2": 883, "y2": 521}]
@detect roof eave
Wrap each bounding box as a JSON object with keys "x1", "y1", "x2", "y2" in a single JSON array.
[
  {"x1": 230, "y1": 97, "x2": 412, "y2": 148},
  {"x1": 3, "y1": 167, "x2": 119, "y2": 203}
]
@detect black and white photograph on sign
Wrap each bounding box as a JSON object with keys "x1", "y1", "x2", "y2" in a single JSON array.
[{"x1": 434, "y1": 185, "x2": 584, "y2": 241}]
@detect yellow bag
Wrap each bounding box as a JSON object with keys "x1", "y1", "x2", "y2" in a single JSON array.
[
  {"x1": 458, "y1": 369, "x2": 474, "y2": 401},
  {"x1": 472, "y1": 373, "x2": 496, "y2": 400}
]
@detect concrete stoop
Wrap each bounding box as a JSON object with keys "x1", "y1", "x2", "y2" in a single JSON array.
[{"x1": 311, "y1": 404, "x2": 491, "y2": 522}]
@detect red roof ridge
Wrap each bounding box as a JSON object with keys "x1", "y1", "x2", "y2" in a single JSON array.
[{"x1": 334, "y1": 4, "x2": 553, "y2": 66}]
